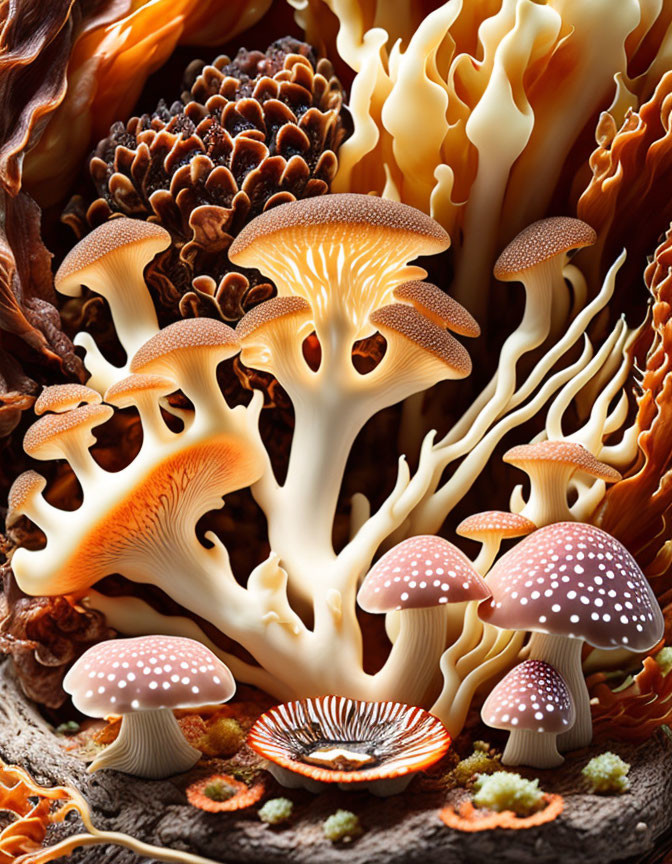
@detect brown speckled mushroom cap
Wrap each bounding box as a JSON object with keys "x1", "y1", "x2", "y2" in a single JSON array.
[
  {"x1": 480, "y1": 522, "x2": 664, "y2": 651},
  {"x1": 130, "y1": 318, "x2": 240, "y2": 375},
  {"x1": 34, "y1": 384, "x2": 102, "y2": 416},
  {"x1": 370, "y1": 305, "x2": 472, "y2": 378},
  {"x1": 503, "y1": 440, "x2": 621, "y2": 482},
  {"x1": 481, "y1": 660, "x2": 575, "y2": 734},
  {"x1": 236, "y1": 296, "x2": 312, "y2": 341},
  {"x1": 8, "y1": 470, "x2": 46, "y2": 514},
  {"x1": 63, "y1": 635, "x2": 235, "y2": 718},
  {"x1": 55, "y1": 218, "x2": 171, "y2": 296},
  {"x1": 457, "y1": 510, "x2": 536, "y2": 542},
  {"x1": 494, "y1": 217, "x2": 596, "y2": 281},
  {"x1": 247, "y1": 695, "x2": 451, "y2": 785},
  {"x1": 105, "y1": 374, "x2": 177, "y2": 408},
  {"x1": 358, "y1": 535, "x2": 490, "y2": 613},
  {"x1": 393, "y1": 282, "x2": 480, "y2": 338},
  {"x1": 228, "y1": 193, "x2": 450, "y2": 265},
  {"x1": 23, "y1": 404, "x2": 114, "y2": 460}
]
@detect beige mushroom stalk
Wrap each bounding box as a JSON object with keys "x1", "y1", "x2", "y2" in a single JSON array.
[
  {"x1": 54, "y1": 218, "x2": 171, "y2": 391},
  {"x1": 229, "y1": 193, "x2": 476, "y2": 595},
  {"x1": 504, "y1": 440, "x2": 621, "y2": 526}
]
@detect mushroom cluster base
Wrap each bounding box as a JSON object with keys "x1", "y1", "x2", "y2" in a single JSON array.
[{"x1": 1, "y1": 662, "x2": 670, "y2": 864}]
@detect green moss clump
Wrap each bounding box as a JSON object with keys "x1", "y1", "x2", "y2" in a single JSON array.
[
  {"x1": 473, "y1": 772, "x2": 545, "y2": 816},
  {"x1": 323, "y1": 810, "x2": 363, "y2": 842},
  {"x1": 203, "y1": 779, "x2": 237, "y2": 801},
  {"x1": 452, "y1": 749, "x2": 501, "y2": 785},
  {"x1": 258, "y1": 798, "x2": 293, "y2": 825},
  {"x1": 655, "y1": 646, "x2": 672, "y2": 677},
  {"x1": 582, "y1": 752, "x2": 631, "y2": 794}
]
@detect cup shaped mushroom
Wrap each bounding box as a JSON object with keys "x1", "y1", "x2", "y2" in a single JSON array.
[
  {"x1": 358, "y1": 535, "x2": 491, "y2": 705},
  {"x1": 247, "y1": 695, "x2": 451, "y2": 796},
  {"x1": 479, "y1": 522, "x2": 664, "y2": 750},
  {"x1": 63, "y1": 635, "x2": 235, "y2": 778},
  {"x1": 481, "y1": 660, "x2": 575, "y2": 769},
  {"x1": 504, "y1": 440, "x2": 621, "y2": 526}
]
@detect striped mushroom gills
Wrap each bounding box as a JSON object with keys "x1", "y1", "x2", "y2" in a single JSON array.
[
  {"x1": 357, "y1": 535, "x2": 490, "y2": 704},
  {"x1": 504, "y1": 440, "x2": 621, "y2": 526},
  {"x1": 63, "y1": 635, "x2": 235, "y2": 778},
  {"x1": 481, "y1": 660, "x2": 575, "y2": 769},
  {"x1": 247, "y1": 695, "x2": 451, "y2": 796},
  {"x1": 456, "y1": 510, "x2": 536, "y2": 575},
  {"x1": 480, "y1": 522, "x2": 664, "y2": 751}
]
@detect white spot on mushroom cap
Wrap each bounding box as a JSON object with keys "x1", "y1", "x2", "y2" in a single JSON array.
[
  {"x1": 63, "y1": 635, "x2": 236, "y2": 718},
  {"x1": 479, "y1": 522, "x2": 664, "y2": 651},
  {"x1": 357, "y1": 535, "x2": 490, "y2": 613},
  {"x1": 481, "y1": 660, "x2": 575, "y2": 734}
]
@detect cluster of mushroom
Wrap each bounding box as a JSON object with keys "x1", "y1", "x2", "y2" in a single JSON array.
[{"x1": 7, "y1": 189, "x2": 658, "y2": 765}]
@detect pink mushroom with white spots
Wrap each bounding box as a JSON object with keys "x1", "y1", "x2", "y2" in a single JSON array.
[
  {"x1": 481, "y1": 659, "x2": 575, "y2": 768},
  {"x1": 358, "y1": 535, "x2": 490, "y2": 704},
  {"x1": 479, "y1": 522, "x2": 664, "y2": 751},
  {"x1": 63, "y1": 635, "x2": 235, "y2": 778}
]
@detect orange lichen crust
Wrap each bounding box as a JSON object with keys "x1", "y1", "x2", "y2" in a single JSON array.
[
  {"x1": 186, "y1": 773, "x2": 265, "y2": 813},
  {"x1": 439, "y1": 794, "x2": 564, "y2": 832},
  {"x1": 589, "y1": 656, "x2": 672, "y2": 742}
]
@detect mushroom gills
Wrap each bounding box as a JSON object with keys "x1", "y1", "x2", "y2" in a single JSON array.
[
  {"x1": 88, "y1": 708, "x2": 201, "y2": 779},
  {"x1": 263, "y1": 761, "x2": 415, "y2": 797}
]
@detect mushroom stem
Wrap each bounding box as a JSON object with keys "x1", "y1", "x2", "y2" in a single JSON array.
[
  {"x1": 501, "y1": 728, "x2": 563, "y2": 769},
  {"x1": 473, "y1": 536, "x2": 501, "y2": 575},
  {"x1": 518, "y1": 463, "x2": 575, "y2": 526},
  {"x1": 88, "y1": 708, "x2": 201, "y2": 778},
  {"x1": 527, "y1": 632, "x2": 588, "y2": 750},
  {"x1": 372, "y1": 607, "x2": 447, "y2": 704}
]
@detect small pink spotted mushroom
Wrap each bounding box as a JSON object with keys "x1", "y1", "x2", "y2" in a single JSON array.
[
  {"x1": 480, "y1": 522, "x2": 664, "y2": 751},
  {"x1": 358, "y1": 535, "x2": 490, "y2": 704},
  {"x1": 63, "y1": 635, "x2": 235, "y2": 778},
  {"x1": 481, "y1": 660, "x2": 575, "y2": 769}
]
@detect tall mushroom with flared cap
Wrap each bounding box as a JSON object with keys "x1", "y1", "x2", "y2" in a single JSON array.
[
  {"x1": 457, "y1": 510, "x2": 536, "y2": 575},
  {"x1": 64, "y1": 635, "x2": 235, "y2": 778},
  {"x1": 481, "y1": 660, "x2": 575, "y2": 768},
  {"x1": 55, "y1": 218, "x2": 171, "y2": 390},
  {"x1": 479, "y1": 522, "x2": 664, "y2": 750},
  {"x1": 105, "y1": 374, "x2": 176, "y2": 445},
  {"x1": 358, "y1": 535, "x2": 490, "y2": 704},
  {"x1": 229, "y1": 194, "x2": 476, "y2": 585},
  {"x1": 504, "y1": 440, "x2": 621, "y2": 526}
]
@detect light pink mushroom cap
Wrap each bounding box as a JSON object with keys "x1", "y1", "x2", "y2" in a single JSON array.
[
  {"x1": 357, "y1": 535, "x2": 490, "y2": 613},
  {"x1": 63, "y1": 635, "x2": 235, "y2": 718},
  {"x1": 479, "y1": 522, "x2": 664, "y2": 651},
  {"x1": 481, "y1": 660, "x2": 575, "y2": 734}
]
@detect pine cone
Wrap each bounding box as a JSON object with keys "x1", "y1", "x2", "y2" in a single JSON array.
[{"x1": 81, "y1": 37, "x2": 347, "y2": 324}]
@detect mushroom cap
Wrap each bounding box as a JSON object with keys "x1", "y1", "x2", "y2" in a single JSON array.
[
  {"x1": 55, "y1": 218, "x2": 171, "y2": 296},
  {"x1": 23, "y1": 404, "x2": 114, "y2": 459},
  {"x1": 247, "y1": 695, "x2": 451, "y2": 785},
  {"x1": 480, "y1": 522, "x2": 664, "y2": 651},
  {"x1": 228, "y1": 193, "x2": 450, "y2": 264},
  {"x1": 105, "y1": 374, "x2": 177, "y2": 408},
  {"x1": 393, "y1": 281, "x2": 480, "y2": 338},
  {"x1": 370, "y1": 304, "x2": 472, "y2": 377},
  {"x1": 357, "y1": 534, "x2": 490, "y2": 613},
  {"x1": 34, "y1": 384, "x2": 102, "y2": 416},
  {"x1": 236, "y1": 296, "x2": 312, "y2": 341},
  {"x1": 8, "y1": 470, "x2": 46, "y2": 513},
  {"x1": 494, "y1": 217, "x2": 596, "y2": 281},
  {"x1": 63, "y1": 635, "x2": 235, "y2": 718},
  {"x1": 503, "y1": 440, "x2": 621, "y2": 482},
  {"x1": 457, "y1": 511, "x2": 536, "y2": 541},
  {"x1": 481, "y1": 660, "x2": 575, "y2": 735},
  {"x1": 130, "y1": 318, "x2": 240, "y2": 374}
]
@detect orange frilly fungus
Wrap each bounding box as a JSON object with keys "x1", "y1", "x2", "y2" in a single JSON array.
[
  {"x1": 186, "y1": 773, "x2": 265, "y2": 813},
  {"x1": 439, "y1": 794, "x2": 564, "y2": 832},
  {"x1": 589, "y1": 656, "x2": 672, "y2": 742}
]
